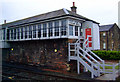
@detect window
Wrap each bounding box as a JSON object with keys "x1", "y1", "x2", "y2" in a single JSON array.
[
  {"x1": 43, "y1": 23, "x2": 47, "y2": 37},
  {"x1": 25, "y1": 26, "x2": 27, "y2": 39},
  {"x1": 61, "y1": 19, "x2": 66, "y2": 36},
  {"x1": 54, "y1": 21, "x2": 59, "y2": 36},
  {"x1": 33, "y1": 25, "x2": 36, "y2": 38},
  {"x1": 7, "y1": 29, "x2": 9, "y2": 40},
  {"x1": 17, "y1": 28, "x2": 20, "y2": 39},
  {"x1": 14, "y1": 29, "x2": 16, "y2": 39},
  {"x1": 69, "y1": 25, "x2": 73, "y2": 35},
  {"x1": 103, "y1": 43, "x2": 106, "y2": 49},
  {"x1": 38, "y1": 24, "x2": 41, "y2": 38},
  {"x1": 3, "y1": 29, "x2": 5, "y2": 40},
  {"x1": 48, "y1": 22, "x2": 53, "y2": 37},
  {"x1": 11, "y1": 29, "x2": 13, "y2": 40},
  {"x1": 75, "y1": 26, "x2": 78, "y2": 36},
  {"x1": 112, "y1": 42, "x2": 114, "y2": 49},
  {"x1": 21, "y1": 27, "x2": 23, "y2": 39},
  {"x1": 29, "y1": 25, "x2": 32, "y2": 38},
  {"x1": 103, "y1": 32, "x2": 106, "y2": 36}
]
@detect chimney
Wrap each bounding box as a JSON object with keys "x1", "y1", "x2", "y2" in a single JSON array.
[
  {"x1": 4, "y1": 20, "x2": 6, "y2": 24},
  {"x1": 71, "y1": 2, "x2": 77, "y2": 13}
]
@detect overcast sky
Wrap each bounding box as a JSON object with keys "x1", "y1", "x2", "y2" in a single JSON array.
[{"x1": 1, "y1": 0, "x2": 120, "y2": 25}]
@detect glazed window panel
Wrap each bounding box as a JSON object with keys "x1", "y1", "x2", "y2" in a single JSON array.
[
  {"x1": 61, "y1": 19, "x2": 66, "y2": 36},
  {"x1": 7, "y1": 29, "x2": 9, "y2": 40},
  {"x1": 11, "y1": 29, "x2": 13, "y2": 40},
  {"x1": 48, "y1": 22, "x2": 53, "y2": 37},
  {"x1": 21, "y1": 27, "x2": 23, "y2": 39},
  {"x1": 69, "y1": 25, "x2": 73, "y2": 36},
  {"x1": 3, "y1": 29, "x2": 6, "y2": 40},
  {"x1": 25, "y1": 26, "x2": 27, "y2": 39},
  {"x1": 54, "y1": 21, "x2": 59, "y2": 36},
  {"x1": 103, "y1": 43, "x2": 106, "y2": 49},
  {"x1": 29, "y1": 25, "x2": 32, "y2": 38},
  {"x1": 33, "y1": 25, "x2": 36, "y2": 38},
  {"x1": 75, "y1": 26, "x2": 78, "y2": 36},
  {"x1": 17, "y1": 28, "x2": 20, "y2": 39},
  {"x1": 43, "y1": 23, "x2": 47, "y2": 37},
  {"x1": 38, "y1": 24, "x2": 41, "y2": 38},
  {"x1": 14, "y1": 29, "x2": 16, "y2": 39}
]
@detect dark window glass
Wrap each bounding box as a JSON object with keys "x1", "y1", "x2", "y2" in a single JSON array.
[
  {"x1": 75, "y1": 26, "x2": 78, "y2": 36},
  {"x1": 29, "y1": 25, "x2": 32, "y2": 38},
  {"x1": 11, "y1": 29, "x2": 13, "y2": 40},
  {"x1": 54, "y1": 21, "x2": 59, "y2": 36},
  {"x1": 48, "y1": 22, "x2": 53, "y2": 37},
  {"x1": 3, "y1": 29, "x2": 5, "y2": 40},
  {"x1": 7, "y1": 29, "x2": 9, "y2": 40},
  {"x1": 21, "y1": 28, "x2": 23, "y2": 39},
  {"x1": 69, "y1": 25, "x2": 73, "y2": 35},
  {"x1": 61, "y1": 20, "x2": 66, "y2": 36},
  {"x1": 14, "y1": 29, "x2": 16, "y2": 39},
  {"x1": 43, "y1": 23, "x2": 47, "y2": 37},
  {"x1": 25, "y1": 27, "x2": 27, "y2": 39},
  {"x1": 33, "y1": 25, "x2": 36, "y2": 38},
  {"x1": 80, "y1": 27, "x2": 83, "y2": 36},
  {"x1": 17, "y1": 28, "x2": 20, "y2": 39},
  {"x1": 38, "y1": 24, "x2": 41, "y2": 38}
]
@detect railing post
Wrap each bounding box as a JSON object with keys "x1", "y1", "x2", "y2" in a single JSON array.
[
  {"x1": 102, "y1": 60, "x2": 105, "y2": 73},
  {"x1": 118, "y1": 60, "x2": 120, "y2": 76},
  {"x1": 91, "y1": 63, "x2": 94, "y2": 78},
  {"x1": 113, "y1": 64, "x2": 116, "y2": 80},
  {"x1": 98, "y1": 64, "x2": 100, "y2": 76},
  {"x1": 68, "y1": 43, "x2": 70, "y2": 61},
  {"x1": 77, "y1": 60, "x2": 80, "y2": 74}
]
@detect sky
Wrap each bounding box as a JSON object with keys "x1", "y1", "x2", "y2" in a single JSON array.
[{"x1": 0, "y1": 0, "x2": 120, "y2": 25}]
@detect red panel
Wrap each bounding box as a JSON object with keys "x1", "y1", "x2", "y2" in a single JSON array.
[
  {"x1": 85, "y1": 28, "x2": 91, "y2": 39},
  {"x1": 89, "y1": 43, "x2": 92, "y2": 47},
  {"x1": 85, "y1": 28, "x2": 92, "y2": 47},
  {"x1": 89, "y1": 37, "x2": 92, "y2": 41}
]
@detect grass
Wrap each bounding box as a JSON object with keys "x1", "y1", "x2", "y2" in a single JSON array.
[{"x1": 100, "y1": 63, "x2": 120, "y2": 69}]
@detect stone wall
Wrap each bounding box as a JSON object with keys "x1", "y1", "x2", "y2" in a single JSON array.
[
  {"x1": 8, "y1": 39, "x2": 69, "y2": 70},
  {"x1": 100, "y1": 24, "x2": 120, "y2": 51}
]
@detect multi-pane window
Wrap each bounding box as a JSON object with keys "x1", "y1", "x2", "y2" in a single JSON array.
[
  {"x1": 48, "y1": 22, "x2": 53, "y2": 37},
  {"x1": 3, "y1": 29, "x2": 5, "y2": 40},
  {"x1": 103, "y1": 43, "x2": 106, "y2": 49},
  {"x1": 69, "y1": 25, "x2": 73, "y2": 35},
  {"x1": 33, "y1": 25, "x2": 36, "y2": 38},
  {"x1": 21, "y1": 27, "x2": 23, "y2": 39},
  {"x1": 11, "y1": 29, "x2": 13, "y2": 40},
  {"x1": 38, "y1": 24, "x2": 41, "y2": 38},
  {"x1": 103, "y1": 32, "x2": 106, "y2": 37},
  {"x1": 43, "y1": 23, "x2": 47, "y2": 37},
  {"x1": 14, "y1": 29, "x2": 16, "y2": 39},
  {"x1": 7, "y1": 29, "x2": 9, "y2": 40},
  {"x1": 25, "y1": 26, "x2": 27, "y2": 39},
  {"x1": 54, "y1": 21, "x2": 59, "y2": 36},
  {"x1": 75, "y1": 26, "x2": 78, "y2": 36},
  {"x1": 29, "y1": 25, "x2": 32, "y2": 38},
  {"x1": 17, "y1": 28, "x2": 20, "y2": 39},
  {"x1": 61, "y1": 20, "x2": 66, "y2": 36}
]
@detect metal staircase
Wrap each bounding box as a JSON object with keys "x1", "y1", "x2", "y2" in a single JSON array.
[{"x1": 68, "y1": 36, "x2": 120, "y2": 80}]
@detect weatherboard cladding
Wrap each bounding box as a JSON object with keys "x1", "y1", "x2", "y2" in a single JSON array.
[
  {"x1": 99, "y1": 24, "x2": 114, "y2": 31},
  {"x1": 2, "y1": 8, "x2": 99, "y2": 28}
]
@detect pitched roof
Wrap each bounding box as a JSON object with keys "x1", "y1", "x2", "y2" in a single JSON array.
[
  {"x1": 2, "y1": 8, "x2": 99, "y2": 28},
  {"x1": 99, "y1": 24, "x2": 114, "y2": 31}
]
